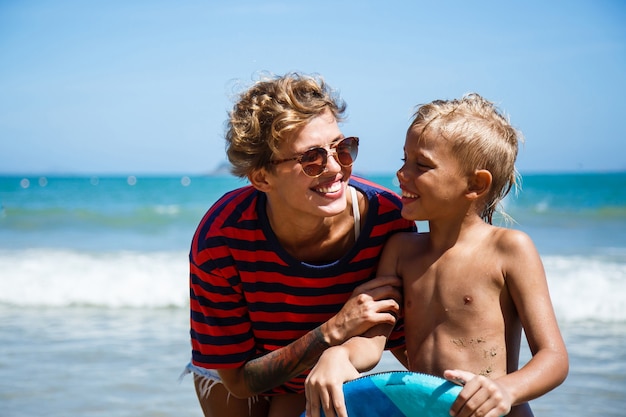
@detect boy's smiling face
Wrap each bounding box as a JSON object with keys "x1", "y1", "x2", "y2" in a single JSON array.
[{"x1": 396, "y1": 126, "x2": 471, "y2": 222}]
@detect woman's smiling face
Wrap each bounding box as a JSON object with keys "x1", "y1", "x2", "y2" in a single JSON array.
[{"x1": 263, "y1": 108, "x2": 353, "y2": 220}]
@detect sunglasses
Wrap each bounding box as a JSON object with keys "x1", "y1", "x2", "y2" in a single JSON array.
[{"x1": 270, "y1": 137, "x2": 359, "y2": 178}]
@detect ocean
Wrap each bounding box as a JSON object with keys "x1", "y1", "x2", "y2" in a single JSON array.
[{"x1": 1, "y1": 172, "x2": 625, "y2": 416}]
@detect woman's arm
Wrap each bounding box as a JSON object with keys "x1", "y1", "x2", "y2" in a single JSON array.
[{"x1": 221, "y1": 275, "x2": 403, "y2": 398}]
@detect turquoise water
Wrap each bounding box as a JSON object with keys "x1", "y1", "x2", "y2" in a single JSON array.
[{"x1": 1, "y1": 172, "x2": 625, "y2": 416}]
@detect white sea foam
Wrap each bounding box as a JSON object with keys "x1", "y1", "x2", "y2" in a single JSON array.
[
  {"x1": 543, "y1": 255, "x2": 626, "y2": 323},
  {"x1": 0, "y1": 249, "x2": 189, "y2": 308},
  {"x1": 1, "y1": 249, "x2": 625, "y2": 322}
]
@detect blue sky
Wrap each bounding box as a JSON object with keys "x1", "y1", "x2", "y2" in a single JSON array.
[{"x1": 1, "y1": 0, "x2": 625, "y2": 175}]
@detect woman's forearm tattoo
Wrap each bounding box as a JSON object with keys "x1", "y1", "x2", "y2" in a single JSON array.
[{"x1": 244, "y1": 326, "x2": 330, "y2": 394}]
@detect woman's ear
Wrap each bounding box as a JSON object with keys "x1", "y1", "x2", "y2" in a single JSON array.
[
  {"x1": 466, "y1": 169, "x2": 492, "y2": 200},
  {"x1": 248, "y1": 168, "x2": 272, "y2": 192}
]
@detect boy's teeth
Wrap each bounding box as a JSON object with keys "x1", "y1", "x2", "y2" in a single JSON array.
[{"x1": 403, "y1": 190, "x2": 418, "y2": 198}]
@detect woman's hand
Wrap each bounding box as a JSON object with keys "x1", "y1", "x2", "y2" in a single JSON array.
[
  {"x1": 305, "y1": 346, "x2": 360, "y2": 417},
  {"x1": 322, "y1": 275, "x2": 402, "y2": 345}
]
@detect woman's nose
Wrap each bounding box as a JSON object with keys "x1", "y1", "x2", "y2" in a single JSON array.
[{"x1": 324, "y1": 149, "x2": 343, "y2": 172}]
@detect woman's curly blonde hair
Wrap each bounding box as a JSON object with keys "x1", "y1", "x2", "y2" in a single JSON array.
[
  {"x1": 409, "y1": 93, "x2": 523, "y2": 224},
  {"x1": 225, "y1": 72, "x2": 346, "y2": 178}
]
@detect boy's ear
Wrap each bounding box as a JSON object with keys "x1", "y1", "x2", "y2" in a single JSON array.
[
  {"x1": 248, "y1": 168, "x2": 272, "y2": 192},
  {"x1": 466, "y1": 169, "x2": 492, "y2": 200}
]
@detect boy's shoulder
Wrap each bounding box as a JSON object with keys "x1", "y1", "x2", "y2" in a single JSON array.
[
  {"x1": 486, "y1": 226, "x2": 538, "y2": 259},
  {"x1": 387, "y1": 230, "x2": 430, "y2": 249},
  {"x1": 490, "y1": 226, "x2": 533, "y2": 246}
]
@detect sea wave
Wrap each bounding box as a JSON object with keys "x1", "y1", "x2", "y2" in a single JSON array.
[
  {"x1": 1, "y1": 249, "x2": 625, "y2": 323},
  {"x1": 0, "y1": 249, "x2": 189, "y2": 308},
  {"x1": 544, "y1": 254, "x2": 626, "y2": 323},
  {"x1": 0, "y1": 204, "x2": 205, "y2": 230}
]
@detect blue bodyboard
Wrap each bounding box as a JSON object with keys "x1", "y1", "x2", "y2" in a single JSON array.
[{"x1": 301, "y1": 371, "x2": 462, "y2": 417}]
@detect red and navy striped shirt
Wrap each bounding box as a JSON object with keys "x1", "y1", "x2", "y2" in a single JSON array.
[{"x1": 189, "y1": 176, "x2": 415, "y2": 395}]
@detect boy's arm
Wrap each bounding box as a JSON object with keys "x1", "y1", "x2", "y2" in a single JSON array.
[
  {"x1": 305, "y1": 325, "x2": 392, "y2": 417},
  {"x1": 447, "y1": 230, "x2": 569, "y2": 417},
  {"x1": 305, "y1": 236, "x2": 404, "y2": 417}
]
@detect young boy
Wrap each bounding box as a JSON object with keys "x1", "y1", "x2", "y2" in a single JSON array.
[{"x1": 304, "y1": 94, "x2": 569, "y2": 417}]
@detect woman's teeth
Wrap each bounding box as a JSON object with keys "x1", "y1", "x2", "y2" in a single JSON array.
[{"x1": 315, "y1": 182, "x2": 342, "y2": 193}]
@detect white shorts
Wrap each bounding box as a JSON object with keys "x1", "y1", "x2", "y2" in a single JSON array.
[
  {"x1": 180, "y1": 362, "x2": 267, "y2": 407},
  {"x1": 180, "y1": 362, "x2": 223, "y2": 399},
  {"x1": 181, "y1": 362, "x2": 222, "y2": 381}
]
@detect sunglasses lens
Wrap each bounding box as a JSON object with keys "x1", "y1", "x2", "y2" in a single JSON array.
[
  {"x1": 300, "y1": 148, "x2": 327, "y2": 177},
  {"x1": 336, "y1": 137, "x2": 358, "y2": 166},
  {"x1": 295, "y1": 137, "x2": 359, "y2": 177}
]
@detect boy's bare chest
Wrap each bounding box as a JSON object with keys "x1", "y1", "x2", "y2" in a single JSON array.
[{"x1": 401, "y1": 248, "x2": 506, "y2": 314}]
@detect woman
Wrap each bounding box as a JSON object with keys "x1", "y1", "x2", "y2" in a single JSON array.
[{"x1": 186, "y1": 72, "x2": 415, "y2": 417}]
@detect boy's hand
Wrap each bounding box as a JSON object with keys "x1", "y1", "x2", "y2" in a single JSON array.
[
  {"x1": 305, "y1": 347, "x2": 360, "y2": 417},
  {"x1": 444, "y1": 369, "x2": 511, "y2": 417}
]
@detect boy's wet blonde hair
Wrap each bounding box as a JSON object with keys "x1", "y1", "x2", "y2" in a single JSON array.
[
  {"x1": 225, "y1": 72, "x2": 346, "y2": 178},
  {"x1": 409, "y1": 93, "x2": 522, "y2": 224}
]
